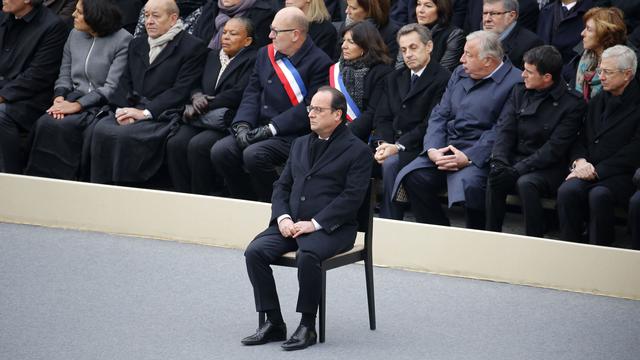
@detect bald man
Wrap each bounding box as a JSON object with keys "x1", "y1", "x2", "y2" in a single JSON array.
[
  {"x1": 89, "y1": 0, "x2": 207, "y2": 184},
  {"x1": 210, "y1": 7, "x2": 332, "y2": 202}
]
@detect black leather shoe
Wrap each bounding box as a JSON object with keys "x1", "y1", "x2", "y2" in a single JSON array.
[
  {"x1": 281, "y1": 324, "x2": 317, "y2": 351},
  {"x1": 241, "y1": 320, "x2": 287, "y2": 345}
]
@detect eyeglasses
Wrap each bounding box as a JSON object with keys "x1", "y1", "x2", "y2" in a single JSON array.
[
  {"x1": 269, "y1": 27, "x2": 296, "y2": 36},
  {"x1": 306, "y1": 105, "x2": 334, "y2": 114},
  {"x1": 595, "y1": 67, "x2": 629, "y2": 76},
  {"x1": 482, "y1": 11, "x2": 512, "y2": 17}
]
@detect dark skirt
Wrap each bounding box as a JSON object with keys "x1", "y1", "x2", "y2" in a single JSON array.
[
  {"x1": 90, "y1": 110, "x2": 180, "y2": 183},
  {"x1": 25, "y1": 107, "x2": 105, "y2": 180}
]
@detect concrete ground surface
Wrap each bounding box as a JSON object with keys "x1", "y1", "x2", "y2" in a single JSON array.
[{"x1": 1, "y1": 222, "x2": 639, "y2": 360}]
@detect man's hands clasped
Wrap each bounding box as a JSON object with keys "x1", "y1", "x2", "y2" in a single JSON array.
[{"x1": 278, "y1": 218, "x2": 316, "y2": 238}]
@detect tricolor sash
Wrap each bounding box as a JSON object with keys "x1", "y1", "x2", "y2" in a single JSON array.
[
  {"x1": 329, "y1": 61, "x2": 361, "y2": 122},
  {"x1": 267, "y1": 44, "x2": 307, "y2": 106}
]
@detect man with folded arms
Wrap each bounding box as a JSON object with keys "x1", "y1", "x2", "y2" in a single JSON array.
[{"x1": 241, "y1": 87, "x2": 372, "y2": 351}]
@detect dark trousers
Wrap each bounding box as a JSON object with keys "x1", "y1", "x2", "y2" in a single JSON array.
[
  {"x1": 557, "y1": 176, "x2": 634, "y2": 245},
  {"x1": 379, "y1": 153, "x2": 404, "y2": 220},
  {"x1": 0, "y1": 104, "x2": 26, "y2": 173},
  {"x1": 166, "y1": 124, "x2": 225, "y2": 195},
  {"x1": 244, "y1": 230, "x2": 352, "y2": 315},
  {"x1": 629, "y1": 191, "x2": 640, "y2": 250},
  {"x1": 403, "y1": 167, "x2": 486, "y2": 229},
  {"x1": 210, "y1": 135, "x2": 291, "y2": 202},
  {"x1": 486, "y1": 168, "x2": 564, "y2": 237}
]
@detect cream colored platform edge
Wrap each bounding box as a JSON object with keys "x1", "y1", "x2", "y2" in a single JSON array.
[{"x1": 1, "y1": 173, "x2": 639, "y2": 300}]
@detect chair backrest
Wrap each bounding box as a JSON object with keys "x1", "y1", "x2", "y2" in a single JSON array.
[{"x1": 356, "y1": 178, "x2": 376, "y2": 253}]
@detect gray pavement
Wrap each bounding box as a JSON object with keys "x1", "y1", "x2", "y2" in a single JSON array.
[{"x1": 1, "y1": 222, "x2": 639, "y2": 360}]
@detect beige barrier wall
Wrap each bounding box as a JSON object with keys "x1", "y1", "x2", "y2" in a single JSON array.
[{"x1": 1, "y1": 174, "x2": 639, "y2": 300}]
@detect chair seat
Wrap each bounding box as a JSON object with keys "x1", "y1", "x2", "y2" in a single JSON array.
[
  {"x1": 275, "y1": 245, "x2": 366, "y2": 268},
  {"x1": 280, "y1": 244, "x2": 365, "y2": 261}
]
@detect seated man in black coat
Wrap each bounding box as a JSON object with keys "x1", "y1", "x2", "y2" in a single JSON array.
[
  {"x1": 457, "y1": 0, "x2": 539, "y2": 34},
  {"x1": 241, "y1": 87, "x2": 372, "y2": 351},
  {"x1": 557, "y1": 45, "x2": 640, "y2": 246},
  {"x1": 90, "y1": 0, "x2": 207, "y2": 184},
  {"x1": 0, "y1": 0, "x2": 67, "y2": 173},
  {"x1": 210, "y1": 7, "x2": 332, "y2": 202},
  {"x1": 373, "y1": 23, "x2": 450, "y2": 220},
  {"x1": 486, "y1": 45, "x2": 585, "y2": 237},
  {"x1": 482, "y1": 0, "x2": 543, "y2": 69}
]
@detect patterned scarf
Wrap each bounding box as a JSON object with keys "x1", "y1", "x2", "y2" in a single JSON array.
[
  {"x1": 208, "y1": 0, "x2": 256, "y2": 50},
  {"x1": 341, "y1": 58, "x2": 370, "y2": 110},
  {"x1": 148, "y1": 20, "x2": 184, "y2": 64},
  {"x1": 575, "y1": 50, "x2": 601, "y2": 101}
]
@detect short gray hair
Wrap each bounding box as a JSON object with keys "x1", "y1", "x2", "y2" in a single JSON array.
[
  {"x1": 484, "y1": 0, "x2": 519, "y2": 14},
  {"x1": 396, "y1": 23, "x2": 432, "y2": 45},
  {"x1": 466, "y1": 30, "x2": 504, "y2": 61},
  {"x1": 602, "y1": 45, "x2": 638, "y2": 76}
]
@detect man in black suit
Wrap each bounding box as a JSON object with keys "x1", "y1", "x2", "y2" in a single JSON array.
[
  {"x1": 0, "y1": 0, "x2": 68, "y2": 173},
  {"x1": 241, "y1": 87, "x2": 372, "y2": 351},
  {"x1": 456, "y1": 0, "x2": 539, "y2": 34},
  {"x1": 482, "y1": 0, "x2": 543, "y2": 69},
  {"x1": 373, "y1": 23, "x2": 450, "y2": 220},
  {"x1": 557, "y1": 45, "x2": 640, "y2": 246},
  {"x1": 210, "y1": 7, "x2": 332, "y2": 202},
  {"x1": 486, "y1": 45, "x2": 585, "y2": 237}
]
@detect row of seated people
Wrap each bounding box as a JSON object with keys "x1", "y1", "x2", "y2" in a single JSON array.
[{"x1": 0, "y1": 0, "x2": 638, "y2": 250}]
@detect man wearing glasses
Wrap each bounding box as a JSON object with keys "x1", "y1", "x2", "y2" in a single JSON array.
[
  {"x1": 557, "y1": 45, "x2": 640, "y2": 246},
  {"x1": 241, "y1": 87, "x2": 372, "y2": 350},
  {"x1": 210, "y1": 6, "x2": 332, "y2": 202},
  {"x1": 481, "y1": 0, "x2": 542, "y2": 69}
]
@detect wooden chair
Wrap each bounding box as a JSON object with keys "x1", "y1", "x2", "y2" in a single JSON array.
[{"x1": 259, "y1": 178, "x2": 377, "y2": 343}]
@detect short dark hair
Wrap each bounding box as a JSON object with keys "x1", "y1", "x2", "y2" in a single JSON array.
[
  {"x1": 397, "y1": 23, "x2": 432, "y2": 44},
  {"x1": 342, "y1": 21, "x2": 392, "y2": 65},
  {"x1": 413, "y1": 0, "x2": 453, "y2": 27},
  {"x1": 523, "y1": 45, "x2": 563, "y2": 82},
  {"x1": 318, "y1": 86, "x2": 347, "y2": 123},
  {"x1": 231, "y1": 17, "x2": 255, "y2": 40},
  {"x1": 83, "y1": 0, "x2": 123, "y2": 37}
]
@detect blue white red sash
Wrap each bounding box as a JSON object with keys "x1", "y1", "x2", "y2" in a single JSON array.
[
  {"x1": 267, "y1": 44, "x2": 307, "y2": 106},
  {"x1": 329, "y1": 61, "x2": 361, "y2": 122}
]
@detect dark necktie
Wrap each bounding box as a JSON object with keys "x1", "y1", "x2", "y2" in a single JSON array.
[
  {"x1": 561, "y1": 6, "x2": 570, "y2": 18},
  {"x1": 411, "y1": 74, "x2": 419, "y2": 88}
]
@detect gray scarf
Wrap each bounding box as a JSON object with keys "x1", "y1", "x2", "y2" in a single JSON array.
[{"x1": 148, "y1": 20, "x2": 184, "y2": 64}]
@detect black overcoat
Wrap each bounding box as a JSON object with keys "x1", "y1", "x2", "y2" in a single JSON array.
[
  {"x1": 491, "y1": 82, "x2": 586, "y2": 175},
  {"x1": 0, "y1": 6, "x2": 67, "y2": 130},
  {"x1": 501, "y1": 24, "x2": 544, "y2": 70}
]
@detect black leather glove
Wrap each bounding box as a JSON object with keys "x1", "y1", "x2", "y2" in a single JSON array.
[
  {"x1": 191, "y1": 92, "x2": 215, "y2": 114},
  {"x1": 488, "y1": 160, "x2": 519, "y2": 188},
  {"x1": 232, "y1": 122, "x2": 252, "y2": 150},
  {"x1": 245, "y1": 125, "x2": 273, "y2": 144},
  {"x1": 633, "y1": 168, "x2": 640, "y2": 188}
]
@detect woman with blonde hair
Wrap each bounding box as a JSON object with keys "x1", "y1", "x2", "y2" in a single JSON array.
[{"x1": 286, "y1": 0, "x2": 337, "y2": 58}]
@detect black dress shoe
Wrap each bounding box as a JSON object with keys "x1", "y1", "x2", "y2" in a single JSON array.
[
  {"x1": 241, "y1": 320, "x2": 287, "y2": 345},
  {"x1": 281, "y1": 324, "x2": 317, "y2": 351}
]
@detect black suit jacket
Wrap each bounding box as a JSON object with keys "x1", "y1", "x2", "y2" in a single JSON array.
[
  {"x1": 114, "y1": 31, "x2": 208, "y2": 117},
  {"x1": 347, "y1": 62, "x2": 393, "y2": 142},
  {"x1": 571, "y1": 79, "x2": 640, "y2": 180},
  {"x1": 198, "y1": 47, "x2": 257, "y2": 112},
  {"x1": 373, "y1": 60, "x2": 450, "y2": 168},
  {"x1": 258, "y1": 124, "x2": 373, "y2": 248},
  {"x1": 502, "y1": 24, "x2": 544, "y2": 69},
  {"x1": 492, "y1": 82, "x2": 586, "y2": 175},
  {"x1": 461, "y1": 0, "x2": 539, "y2": 34},
  {"x1": 0, "y1": 6, "x2": 68, "y2": 130}
]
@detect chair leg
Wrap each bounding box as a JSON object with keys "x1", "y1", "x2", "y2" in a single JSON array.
[
  {"x1": 319, "y1": 270, "x2": 326, "y2": 343},
  {"x1": 365, "y1": 259, "x2": 376, "y2": 330},
  {"x1": 258, "y1": 312, "x2": 265, "y2": 326}
]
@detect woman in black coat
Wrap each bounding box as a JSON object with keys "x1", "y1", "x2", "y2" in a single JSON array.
[
  {"x1": 331, "y1": 21, "x2": 393, "y2": 142},
  {"x1": 339, "y1": 0, "x2": 401, "y2": 58},
  {"x1": 285, "y1": 0, "x2": 338, "y2": 59},
  {"x1": 191, "y1": 0, "x2": 274, "y2": 48},
  {"x1": 166, "y1": 17, "x2": 257, "y2": 195}
]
